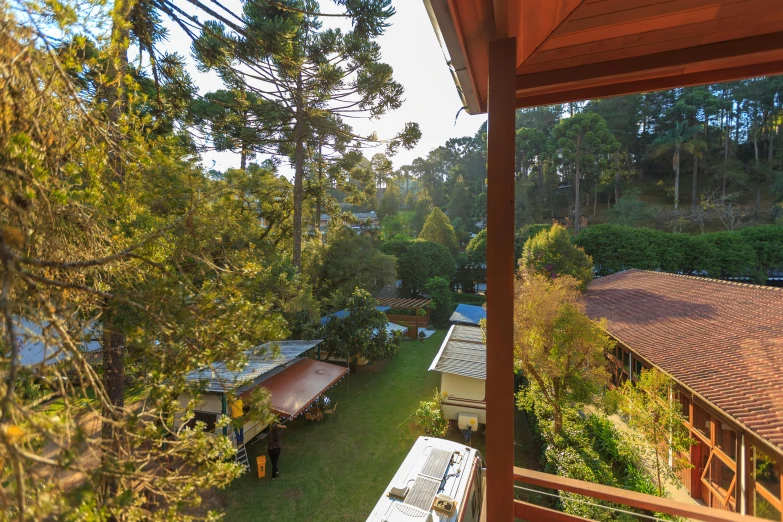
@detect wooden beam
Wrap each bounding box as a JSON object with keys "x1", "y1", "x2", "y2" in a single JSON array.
[
  {"x1": 515, "y1": 31, "x2": 783, "y2": 90},
  {"x1": 514, "y1": 500, "x2": 592, "y2": 521},
  {"x1": 514, "y1": 467, "x2": 770, "y2": 522},
  {"x1": 485, "y1": 36, "x2": 516, "y2": 522},
  {"x1": 515, "y1": 59, "x2": 783, "y2": 108}
]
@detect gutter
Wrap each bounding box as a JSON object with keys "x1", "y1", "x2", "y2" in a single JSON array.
[{"x1": 422, "y1": 0, "x2": 482, "y2": 115}]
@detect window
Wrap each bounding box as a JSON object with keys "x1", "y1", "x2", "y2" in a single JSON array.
[
  {"x1": 755, "y1": 448, "x2": 781, "y2": 501},
  {"x1": 622, "y1": 350, "x2": 630, "y2": 369},
  {"x1": 715, "y1": 421, "x2": 737, "y2": 461},
  {"x1": 755, "y1": 490, "x2": 782, "y2": 521},
  {"x1": 705, "y1": 454, "x2": 735, "y2": 496},
  {"x1": 693, "y1": 404, "x2": 711, "y2": 441},
  {"x1": 634, "y1": 359, "x2": 643, "y2": 378},
  {"x1": 678, "y1": 392, "x2": 690, "y2": 424}
]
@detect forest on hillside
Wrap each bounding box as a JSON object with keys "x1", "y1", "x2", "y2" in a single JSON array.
[{"x1": 368, "y1": 77, "x2": 783, "y2": 239}]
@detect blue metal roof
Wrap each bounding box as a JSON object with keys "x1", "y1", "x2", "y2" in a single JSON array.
[
  {"x1": 320, "y1": 306, "x2": 391, "y2": 325},
  {"x1": 449, "y1": 304, "x2": 486, "y2": 325}
]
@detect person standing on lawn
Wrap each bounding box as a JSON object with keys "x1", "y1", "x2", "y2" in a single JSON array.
[
  {"x1": 267, "y1": 422, "x2": 287, "y2": 479},
  {"x1": 230, "y1": 395, "x2": 244, "y2": 444}
]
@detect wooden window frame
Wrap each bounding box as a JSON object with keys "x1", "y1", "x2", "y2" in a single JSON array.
[
  {"x1": 750, "y1": 446, "x2": 783, "y2": 518},
  {"x1": 701, "y1": 451, "x2": 738, "y2": 508}
]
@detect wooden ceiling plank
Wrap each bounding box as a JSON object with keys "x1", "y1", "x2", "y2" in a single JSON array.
[
  {"x1": 515, "y1": 31, "x2": 783, "y2": 91},
  {"x1": 572, "y1": 0, "x2": 682, "y2": 20},
  {"x1": 515, "y1": 59, "x2": 783, "y2": 109},
  {"x1": 542, "y1": 4, "x2": 740, "y2": 50},
  {"x1": 517, "y1": 0, "x2": 585, "y2": 67},
  {"x1": 527, "y1": 0, "x2": 781, "y2": 64},
  {"x1": 521, "y1": 13, "x2": 783, "y2": 73},
  {"x1": 555, "y1": 0, "x2": 742, "y2": 36},
  {"x1": 520, "y1": 0, "x2": 541, "y2": 66}
]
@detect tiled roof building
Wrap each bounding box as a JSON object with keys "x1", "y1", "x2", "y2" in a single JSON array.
[{"x1": 586, "y1": 269, "x2": 783, "y2": 513}]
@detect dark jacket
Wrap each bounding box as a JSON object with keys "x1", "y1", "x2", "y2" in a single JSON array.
[{"x1": 268, "y1": 425, "x2": 283, "y2": 449}]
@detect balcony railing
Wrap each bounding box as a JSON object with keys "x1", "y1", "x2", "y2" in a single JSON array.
[{"x1": 500, "y1": 466, "x2": 768, "y2": 522}]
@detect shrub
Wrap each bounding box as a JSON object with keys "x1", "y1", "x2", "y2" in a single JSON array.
[
  {"x1": 519, "y1": 224, "x2": 594, "y2": 291},
  {"x1": 414, "y1": 389, "x2": 449, "y2": 437},
  {"x1": 379, "y1": 235, "x2": 413, "y2": 258},
  {"x1": 397, "y1": 240, "x2": 456, "y2": 297},
  {"x1": 453, "y1": 252, "x2": 479, "y2": 293},
  {"x1": 426, "y1": 277, "x2": 453, "y2": 327},
  {"x1": 575, "y1": 223, "x2": 781, "y2": 282}
]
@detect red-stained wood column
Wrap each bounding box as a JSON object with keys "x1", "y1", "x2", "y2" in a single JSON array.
[{"x1": 485, "y1": 36, "x2": 516, "y2": 522}]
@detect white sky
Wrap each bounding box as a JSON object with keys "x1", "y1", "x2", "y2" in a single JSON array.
[{"x1": 162, "y1": 0, "x2": 486, "y2": 175}]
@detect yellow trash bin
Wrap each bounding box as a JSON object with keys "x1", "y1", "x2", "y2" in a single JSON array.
[{"x1": 256, "y1": 455, "x2": 266, "y2": 478}]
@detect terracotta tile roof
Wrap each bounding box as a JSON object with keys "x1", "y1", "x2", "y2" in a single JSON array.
[{"x1": 585, "y1": 269, "x2": 783, "y2": 452}]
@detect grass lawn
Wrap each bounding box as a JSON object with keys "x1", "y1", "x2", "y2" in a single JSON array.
[{"x1": 217, "y1": 330, "x2": 447, "y2": 522}]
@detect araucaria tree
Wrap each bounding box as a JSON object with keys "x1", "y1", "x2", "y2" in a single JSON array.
[
  {"x1": 193, "y1": 0, "x2": 420, "y2": 267},
  {"x1": 551, "y1": 113, "x2": 619, "y2": 233},
  {"x1": 611, "y1": 369, "x2": 693, "y2": 496},
  {"x1": 514, "y1": 275, "x2": 612, "y2": 433}
]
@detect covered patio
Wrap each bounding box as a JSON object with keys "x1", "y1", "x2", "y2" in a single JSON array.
[{"x1": 423, "y1": 0, "x2": 783, "y2": 520}]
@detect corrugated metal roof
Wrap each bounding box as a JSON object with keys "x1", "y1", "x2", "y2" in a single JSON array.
[
  {"x1": 449, "y1": 303, "x2": 486, "y2": 325},
  {"x1": 319, "y1": 307, "x2": 391, "y2": 326},
  {"x1": 429, "y1": 325, "x2": 486, "y2": 380},
  {"x1": 185, "y1": 340, "x2": 323, "y2": 394}
]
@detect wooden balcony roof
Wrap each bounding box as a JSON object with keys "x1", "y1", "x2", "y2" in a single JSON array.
[{"x1": 424, "y1": 0, "x2": 783, "y2": 114}]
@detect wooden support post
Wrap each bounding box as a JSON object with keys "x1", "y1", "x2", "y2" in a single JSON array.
[{"x1": 486, "y1": 36, "x2": 516, "y2": 522}]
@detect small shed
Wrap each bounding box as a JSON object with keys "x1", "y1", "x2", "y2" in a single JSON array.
[
  {"x1": 177, "y1": 339, "x2": 346, "y2": 443},
  {"x1": 449, "y1": 304, "x2": 486, "y2": 326},
  {"x1": 429, "y1": 325, "x2": 486, "y2": 425}
]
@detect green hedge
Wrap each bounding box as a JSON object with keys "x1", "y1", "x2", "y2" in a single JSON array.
[{"x1": 575, "y1": 224, "x2": 783, "y2": 283}]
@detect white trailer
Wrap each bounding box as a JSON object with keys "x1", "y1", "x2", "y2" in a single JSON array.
[{"x1": 366, "y1": 437, "x2": 484, "y2": 522}]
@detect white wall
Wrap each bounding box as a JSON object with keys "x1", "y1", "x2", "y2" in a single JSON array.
[{"x1": 439, "y1": 373, "x2": 486, "y2": 424}]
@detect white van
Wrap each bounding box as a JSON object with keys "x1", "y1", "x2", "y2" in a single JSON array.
[{"x1": 366, "y1": 437, "x2": 484, "y2": 522}]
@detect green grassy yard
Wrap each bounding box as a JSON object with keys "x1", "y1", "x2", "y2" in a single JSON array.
[{"x1": 218, "y1": 331, "x2": 446, "y2": 522}]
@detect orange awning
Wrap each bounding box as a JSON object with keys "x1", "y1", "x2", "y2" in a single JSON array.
[{"x1": 249, "y1": 359, "x2": 348, "y2": 420}]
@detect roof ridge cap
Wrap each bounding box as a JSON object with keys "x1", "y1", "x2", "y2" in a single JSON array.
[{"x1": 627, "y1": 269, "x2": 783, "y2": 293}]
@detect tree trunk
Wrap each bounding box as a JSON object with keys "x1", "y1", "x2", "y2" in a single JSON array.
[
  {"x1": 593, "y1": 182, "x2": 597, "y2": 217},
  {"x1": 240, "y1": 149, "x2": 247, "y2": 170},
  {"x1": 315, "y1": 143, "x2": 323, "y2": 234},
  {"x1": 723, "y1": 110, "x2": 730, "y2": 197},
  {"x1": 754, "y1": 128, "x2": 760, "y2": 216},
  {"x1": 101, "y1": 0, "x2": 132, "y2": 505},
  {"x1": 673, "y1": 144, "x2": 680, "y2": 210},
  {"x1": 537, "y1": 156, "x2": 543, "y2": 187},
  {"x1": 691, "y1": 153, "x2": 698, "y2": 214},
  {"x1": 292, "y1": 74, "x2": 305, "y2": 268},
  {"x1": 574, "y1": 135, "x2": 582, "y2": 234},
  {"x1": 614, "y1": 152, "x2": 621, "y2": 204}
]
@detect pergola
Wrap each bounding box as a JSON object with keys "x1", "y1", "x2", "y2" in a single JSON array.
[{"x1": 423, "y1": 1, "x2": 783, "y2": 521}]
